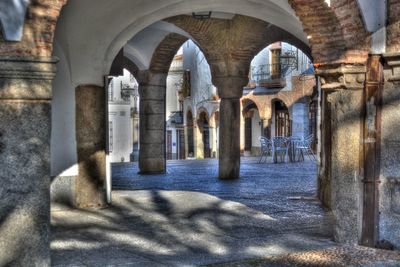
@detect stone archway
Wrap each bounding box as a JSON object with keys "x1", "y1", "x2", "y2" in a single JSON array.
[{"x1": 1, "y1": 1, "x2": 398, "y2": 265}]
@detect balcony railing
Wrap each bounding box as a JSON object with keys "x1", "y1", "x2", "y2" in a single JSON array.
[
  {"x1": 168, "y1": 111, "x2": 183, "y2": 125},
  {"x1": 250, "y1": 62, "x2": 297, "y2": 88}
]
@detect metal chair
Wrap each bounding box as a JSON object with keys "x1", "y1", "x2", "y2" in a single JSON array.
[
  {"x1": 296, "y1": 134, "x2": 316, "y2": 161},
  {"x1": 258, "y1": 136, "x2": 272, "y2": 163},
  {"x1": 272, "y1": 136, "x2": 289, "y2": 163},
  {"x1": 286, "y1": 136, "x2": 302, "y2": 162}
]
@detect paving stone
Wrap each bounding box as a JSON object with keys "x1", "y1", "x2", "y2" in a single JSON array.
[{"x1": 51, "y1": 158, "x2": 399, "y2": 266}]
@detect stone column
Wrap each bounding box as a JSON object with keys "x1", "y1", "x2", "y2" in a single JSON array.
[
  {"x1": 215, "y1": 77, "x2": 248, "y2": 180},
  {"x1": 240, "y1": 101, "x2": 246, "y2": 154},
  {"x1": 209, "y1": 126, "x2": 216, "y2": 158},
  {"x1": 317, "y1": 64, "x2": 366, "y2": 244},
  {"x1": 184, "y1": 124, "x2": 189, "y2": 158},
  {"x1": 130, "y1": 108, "x2": 139, "y2": 162},
  {"x1": 75, "y1": 85, "x2": 107, "y2": 208},
  {"x1": 194, "y1": 123, "x2": 204, "y2": 159},
  {"x1": 318, "y1": 90, "x2": 332, "y2": 209},
  {"x1": 0, "y1": 57, "x2": 56, "y2": 266},
  {"x1": 138, "y1": 71, "x2": 166, "y2": 173}
]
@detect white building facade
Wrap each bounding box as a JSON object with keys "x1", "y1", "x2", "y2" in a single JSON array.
[{"x1": 108, "y1": 69, "x2": 139, "y2": 163}]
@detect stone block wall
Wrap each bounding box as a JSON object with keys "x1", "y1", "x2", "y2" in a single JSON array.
[{"x1": 379, "y1": 55, "x2": 400, "y2": 248}]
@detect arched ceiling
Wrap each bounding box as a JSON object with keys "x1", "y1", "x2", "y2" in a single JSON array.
[
  {"x1": 54, "y1": 0, "x2": 308, "y2": 86},
  {"x1": 124, "y1": 21, "x2": 192, "y2": 70}
]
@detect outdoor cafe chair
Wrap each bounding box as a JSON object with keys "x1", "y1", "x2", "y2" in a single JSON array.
[
  {"x1": 295, "y1": 134, "x2": 316, "y2": 161},
  {"x1": 272, "y1": 136, "x2": 289, "y2": 163},
  {"x1": 258, "y1": 136, "x2": 272, "y2": 163}
]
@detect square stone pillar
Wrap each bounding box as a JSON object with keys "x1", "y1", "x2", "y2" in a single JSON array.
[
  {"x1": 379, "y1": 53, "x2": 400, "y2": 248},
  {"x1": 214, "y1": 76, "x2": 248, "y2": 180},
  {"x1": 0, "y1": 57, "x2": 57, "y2": 266},
  {"x1": 219, "y1": 97, "x2": 241, "y2": 179},
  {"x1": 138, "y1": 72, "x2": 166, "y2": 173},
  {"x1": 317, "y1": 64, "x2": 366, "y2": 244},
  {"x1": 194, "y1": 124, "x2": 204, "y2": 159},
  {"x1": 75, "y1": 85, "x2": 107, "y2": 208}
]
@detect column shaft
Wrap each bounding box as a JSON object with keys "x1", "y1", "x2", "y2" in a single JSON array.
[
  {"x1": 0, "y1": 57, "x2": 56, "y2": 266},
  {"x1": 219, "y1": 98, "x2": 241, "y2": 179},
  {"x1": 75, "y1": 85, "x2": 106, "y2": 208},
  {"x1": 139, "y1": 73, "x2": 166, "y2": 173}
]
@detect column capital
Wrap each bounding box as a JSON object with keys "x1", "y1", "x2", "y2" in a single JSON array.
[
  {"x1": 0, "y1": 56, "x2": 58, "y2": 100},
  {"x1": 213, "y1": 76, "x2": 248, "y2": 99},
  {"x1": 315, "y1": 63, "x2": 366, "y2": 91},
  {"x1": 137, "y1": 70, "x2": 168, "y2": 87},
  {"x1": 383, "y1": 53, "x2": 400, "y2": 82}
]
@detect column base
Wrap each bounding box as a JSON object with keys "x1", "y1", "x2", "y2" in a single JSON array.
[{"x1": 139, "y1": 158, "x2": 165, "y2": 174}]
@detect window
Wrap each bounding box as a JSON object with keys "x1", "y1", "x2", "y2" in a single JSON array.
[
  {"x1": 109, "y1": 121, "x2": 113, "y2": 152},
  {"x1": 108, "y1": 81, "x2": 114, "y2": 101}
]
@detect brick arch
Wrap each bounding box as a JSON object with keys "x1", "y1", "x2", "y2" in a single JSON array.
[
  {"x1": 165, "y1": 15, "x2": 311, "y2": 76},
  {"x1": 166, "y1": 2, "x2": 369, "y2": 68},
  {"x1": 186, "y1": 108, "x2": 194, "y2": 126},
  {"x1": 242, "y1": 98, "x2": 261, "y2": 116},
  {"x1": 196, "y1": 107, "x2": 210, "y2": 122},
  {"x1": 109, "y1": 48, "x2": 140, "y2": 77},
  {"x1": 288, "y1": 0, "x2": 369, "y2": 65},
  {"x1": 271, "y1": 97, "x2": 291, "y2": 110},
  {"x1": 0, "y1": 0, "x2": 66, "y2": 57},
  {"x1": 149, "y1": 33, "x2": 188, "y2": 73}
]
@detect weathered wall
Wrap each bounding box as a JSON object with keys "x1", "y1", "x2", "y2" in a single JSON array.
[
  {"x1": 387, "y1": 0, "x2": 400, "y2": 53},
  {"x1": 0, "y1": 1, "x2": 66, "y2": 265},
  {"x1": 379, "y1": 54, "x2": 400, "y2": 248},
  {"x1": 328, "y1": 89, "x2": 363, "y2": 244},
  {"x1": 0, "y1": 57, "x2": 56, "y2": 266}
]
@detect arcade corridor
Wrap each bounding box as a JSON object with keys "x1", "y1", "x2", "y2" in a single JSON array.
[{"x1": 51, "y1": 159, "x2": 400, "y2": 266}]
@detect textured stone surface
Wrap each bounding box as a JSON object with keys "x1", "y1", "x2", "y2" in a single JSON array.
[
  {"x1": 0, "y1": 56, "x2": 56, "y2": 266},
  {"x1": 387, "y1": 0, "x2": 400, "y2": 53},
  {"x1": 328, "y1": 89, "x2": 362, "y2": 244},
  {"x1": 379, "y1": 60, "x2": 400, "y2": 248},
  {"x1": 50, "y1": 175, "x2": 75, "y2": 208},
  {"x1": 219, "y1": 98, "x2": 241, "y2": 179},
  {"x1": 139, "y1": 72, "x2": 167, "y2": 173},
  {"x1": 52, "y1": 158, "x2": 337, "y2": 266},
  {"x1": 75, "y1": 85, "x2": 106, "y2": 208},
  {"x1": 318, "y1": 91, "x2": 332, "y2": 209},
  {"x1": 0, "y1": 100, "x2": 51, "y2": 266},
  {"x1": 208, "y1": 245, "x2": 400, "y2": 267}
]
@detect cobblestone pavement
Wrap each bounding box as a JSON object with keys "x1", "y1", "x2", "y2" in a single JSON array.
[{"x1": 51, "y1": 158, "x2": 400, "y2": 266}]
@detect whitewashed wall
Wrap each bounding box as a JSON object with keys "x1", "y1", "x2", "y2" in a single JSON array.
[
  {"x1": 108, "y1": 69, "x2": 138, "y2": 163},
  {"x1": 51, "y1": 42, "x2": 78, "y2": 177},
  {"x1": 251, "y1": 110, "x2": 262, "y2": 148}
]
